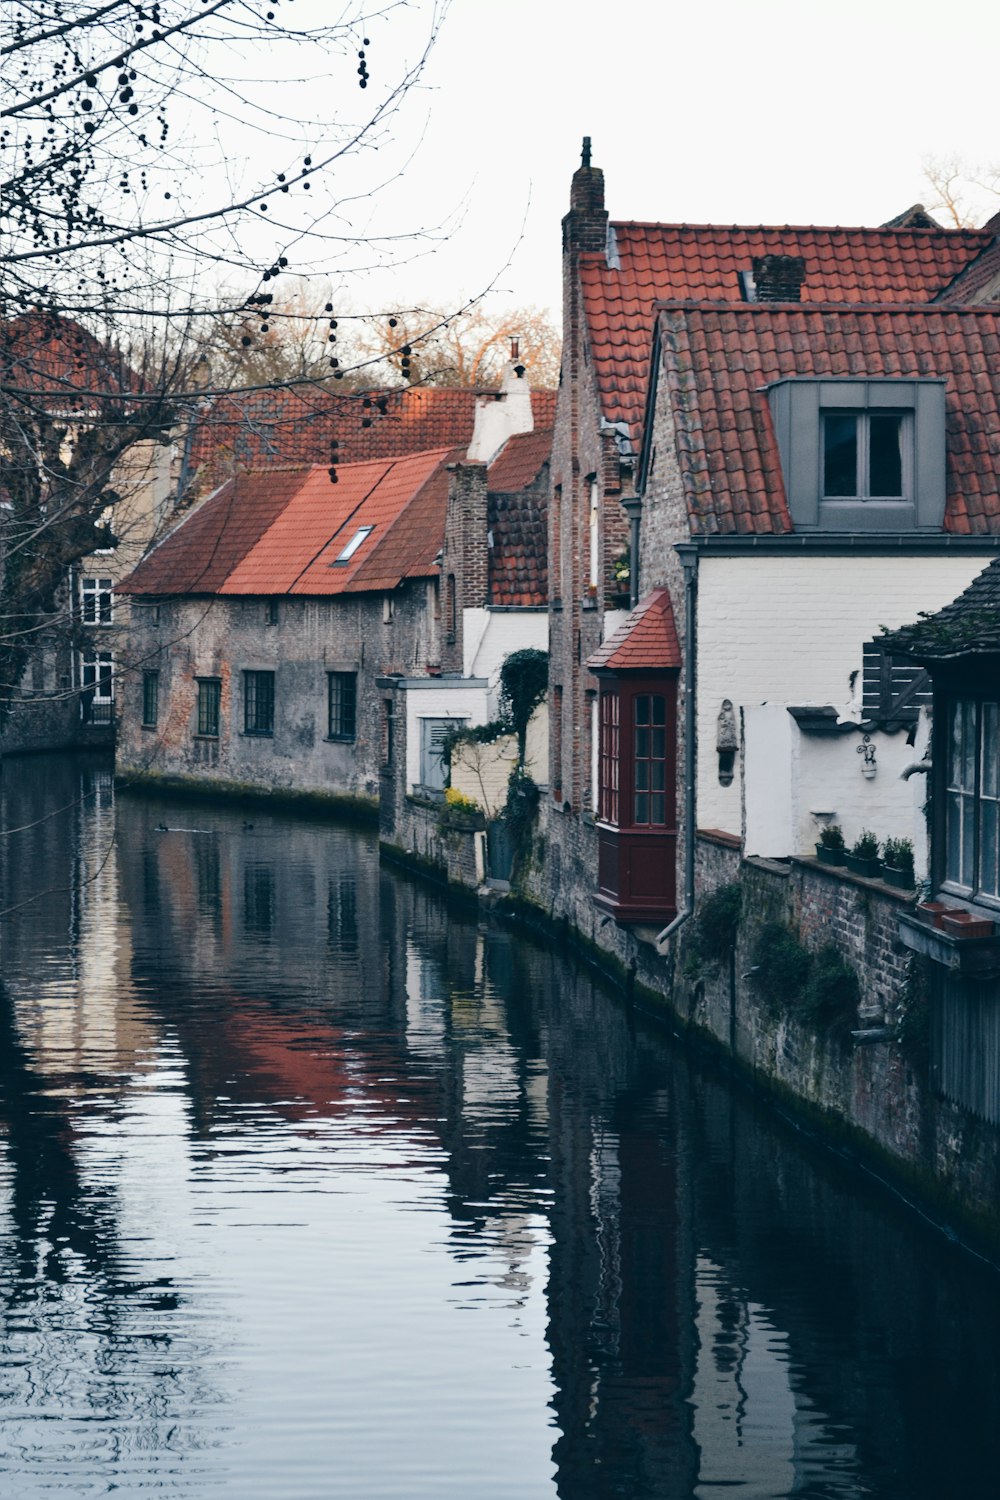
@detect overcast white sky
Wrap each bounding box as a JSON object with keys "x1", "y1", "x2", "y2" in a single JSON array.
[{"x1": 332, "y1": 0, "x2": 999, "y2": 317}]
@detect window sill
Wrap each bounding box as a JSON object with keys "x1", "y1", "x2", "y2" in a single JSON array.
[
  {"x1": 241, "y1": 731, "x2": 274, "y2": 739},
  {"x1": 325, "y1": 735, "x2": 356, "y2": 744},
  {"x1": 898, "y1": 908, "x2": 1000, "y2": 974},
  {"x1": 193, "y1": 733, "x2": 219, "y2": 741},
  {"x1": 141, "y1": 723, "x2": 158, "y2": 732}
]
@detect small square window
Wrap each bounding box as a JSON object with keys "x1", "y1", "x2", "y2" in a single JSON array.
[
  {"x1": 196, "y1": 678, "x2": 221, "y2": 738},
  {"x1": 243, "y1": 670, "x2": 274, "y2": 736},
  {"x1": 327, "y1": 672, "x2": 357, "y2": 741}
]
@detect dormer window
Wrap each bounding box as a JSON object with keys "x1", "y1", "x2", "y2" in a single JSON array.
[
  {"x1": 823, "y1": 411, "x2": 908, "y2": 500},
  {"x1": 333, "y1": 525, "x2": 373, "y2": 564},
  {"x1": 768, "y1": 378, "x2": 945, "y2": 532}
]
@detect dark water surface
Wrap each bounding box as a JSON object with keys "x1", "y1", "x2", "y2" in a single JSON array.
[{"x1": 1, "y1": 755, "x2": 999, "y2": 1498}]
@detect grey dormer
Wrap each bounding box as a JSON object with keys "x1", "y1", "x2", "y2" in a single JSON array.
[{"x1": 767, "y1": 378, "x2": 946, "y2": 532}]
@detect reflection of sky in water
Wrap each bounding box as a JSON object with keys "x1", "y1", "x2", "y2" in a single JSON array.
[{"x1": 1, "y1": 758, "x2": 1000, "y2": 1498}]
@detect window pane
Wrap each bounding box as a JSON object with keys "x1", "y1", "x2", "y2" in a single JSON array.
[
  {"x1": 963, "y1": 797, "x2": 976, "y2": 889},
  {"x1": 823, "y1": 414, "x2": 857, "y2": 496},
  {"x1": 983, "y1": 702, "x2": 1000, "y2": 798},
  {"x1": 635, "y1": 792, "x2": 648, "y2": 823},
  {"x1": 947, "y1": 791, "x2": 964, "y2": 884},
  {"x1": 652, "y1": 696, "x2": 665, "y2": 726},
  {"x1": 651, "y1": 793, "x2": 665, "y2": 824},
  {"x1": 635, "y1": 760, "x2": 649, "y2": 792},
  {"x1": 652, "y1": 728, "x2": 665, "y2": 760},
  {"x1": 634, "y1": 696, "x2": 650, "y2": 725},
  {"x1": 868, "y1": 414, "x2": 904, "y2": 497},
  {"x1": 635, "y1": 726, "x2": 649, "y2": 759},
  {"x1": 652, "y1": 760, "x2": 665, "y2": 791},
  {"x1": 981, "y1": 800, "x2": 1000, "y2": 899}
]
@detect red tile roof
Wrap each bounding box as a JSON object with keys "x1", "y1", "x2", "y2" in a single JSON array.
[
  {"x1": 120, "y1": 452, "x2": 452, "y2": 597},
  {"x1": 652, "y1": 302, "x2": 1000, "y2": 536},
  {"x1": 1, "y1": 312, "x2": 134, "y2": 404},
  {"x1": 935, "y1": 235, "x2": 1000, "y2": 305},
  {"x1": 187, "y1": 384, "x2": 557, "y2": 486},
  {"x1": 487, "y1": 430, "x2": 551, "y2": 607},
  {"x1": 117, "y1": 468, "x2": 309, "y2": 594},
  {"x1": 586, "y1": 588, "x2": 681, "y2": 672},
  {"x1": 582, "y1": 223, "x2": 993, "y2": 441}
]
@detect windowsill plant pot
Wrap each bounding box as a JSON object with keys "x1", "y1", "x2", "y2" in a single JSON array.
[
  {"x1": 815, "y1": 823, "x2": 846, "y2": 866},
  {"x1": 940, "y1": 910, "x2": 996, "y2": 941},
  {"x1": 845, "y1": 829, "x2": 880, "y2": 880},
  {"x1": 881, "y1": 840, "x2": 915, "y2": 892}
]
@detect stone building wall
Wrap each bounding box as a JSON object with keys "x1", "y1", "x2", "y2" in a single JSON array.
[{"x1": 117, "y1": 581, "x2": 435, "y2": 806}]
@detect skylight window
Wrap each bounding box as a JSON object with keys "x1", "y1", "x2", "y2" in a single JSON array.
[{"x1": 333, "y1": 525, "x2": 373, "y2": 564}]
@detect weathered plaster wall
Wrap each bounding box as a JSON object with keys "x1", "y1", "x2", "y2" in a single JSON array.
[
  {"x1": 696, "y1": 552, "x2": 991, "y2": 840},
  {"x1": 117, "y1": 583, "x2": 435, "y2": 801}
]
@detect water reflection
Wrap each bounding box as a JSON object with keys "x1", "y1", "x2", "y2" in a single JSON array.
[{"x1": 0, "y1": 755, "x2": 998, "y2": 1497}]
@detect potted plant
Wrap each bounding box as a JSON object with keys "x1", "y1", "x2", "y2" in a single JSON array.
[
  {"x1": 815, "y1": 823, "x2": 846, "y2": 865},
  {"x1": 882, "y1": 837, "x2": 915, "y2": 891},
  {"x1": 844, "y1": 829, "x2": 881, "y2": 879}
]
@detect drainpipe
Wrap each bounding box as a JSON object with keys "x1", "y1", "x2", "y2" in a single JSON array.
[{"x1": 656, "y1": 546, "x2": 697, "y2": 952}]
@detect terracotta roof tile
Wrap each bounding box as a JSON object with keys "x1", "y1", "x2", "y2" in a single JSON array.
[
  {"x1": 485, "y1": 430, "x2": 551, "y2": 608},
  {"x1": 936, "y1": 236, "x2": 1000, "y2": 305},
  {"x1": 654, "y1": 303, "x2": 1000, "y2": 536},
  {"x1": 586, "y1": 588, "x2": 681, "y2": 672},
  {"x1": 187, "y1": 385, "x2": 557, "y2": 489},
  {"x1": 584, "y1": 223, "x2": 992, "y2": 441},
  {"x1": 487, "y1": 428, "x2": 552, "y2": 492},
  {"x1": 118, "y1": 468, "x2": 308, "y2": 595}
]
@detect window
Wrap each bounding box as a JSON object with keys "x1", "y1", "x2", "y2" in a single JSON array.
[
  {"x1": 446, "y1": 574, "x2": 457, "y2": 645},
  {"x1": 823, "y1": 412, "x2": 906, "y2": 499},
  {"x1": 382, "y1": 699, "x2": 395, "y2": 765},
  {"x1": 598, "y1": 688, "x2": 669, "y2": 829},
  {"x1": 333, "y1": 525, "x2": 374, "y2": 564},
  {"x1": 767, "y1": 378, "x2": 946, "y2": 532},
  {"x1": 80, "y1": 650, "x2": 113, "y2": 723},
  {"x1": 593, "y1": 674, "x2": 678, "y2": 924},
  {"x1": 588, "y1": 477, "x2": 600, "y2": 592},
  {"x1": 944, "y1": 697, "x2": 1000, "y2": 904},
  {"x1": 598, "y1": 690, "x2": 620, "y2": 823},
  {"x1": 81, "y1": 576, "x2": 113, "y2": 626},
  {"x1": 243, "y1": 670, "x2": 274, "y2": 735},
  {"x1": 266, "y1": 599, "x2": 279, "y2": 626},
  {"x1": 327, "y1": 672, "x2": 357, "y2": 741},
  {"x1": 196, "y1": 677, "x2": 221, "y2": 738},
  {"x1": 142, "y1": 670, "x2": 159, "y2": 729},
  {"x1": 632, "y1": 693, "x2": 668, "y2": 825}
]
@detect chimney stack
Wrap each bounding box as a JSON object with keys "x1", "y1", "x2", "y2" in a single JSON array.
[{"x1": 752, "y1": 254, "x2": 806, "y2": 302}]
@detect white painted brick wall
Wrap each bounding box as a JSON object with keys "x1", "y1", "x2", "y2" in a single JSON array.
[{"x1": 697, "y1": 553, "x2": 992, "y2": 846}]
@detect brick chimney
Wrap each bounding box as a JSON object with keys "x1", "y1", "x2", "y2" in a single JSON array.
[
  {"x1": 752, "y1": 254, "x2": 806, "y2": 302},
  {"x1": 563, "y1": 136, "x2": 608, "y2": 255}
]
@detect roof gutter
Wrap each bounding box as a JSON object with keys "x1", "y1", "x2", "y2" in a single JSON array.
[{"x1": 656, "y1": 546, "x2": 697, "y2": 952}]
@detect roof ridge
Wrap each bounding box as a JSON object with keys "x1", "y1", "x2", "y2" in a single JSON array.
[
  {"x1": 604, "y1": 220, "x2": 990, "y2": 237},
  {"x1": 654, "y1": 299, "x2": 1000, "y2": 316}
]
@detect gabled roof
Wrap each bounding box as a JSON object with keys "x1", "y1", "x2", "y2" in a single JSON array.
[
  {"x1": 120, "y1": 449, "x2": 456, "y2": 597},
  {"x1": 650, "y1": 302, "x2": 1000, "y2": 536},
  {"x1": 116, "y1": 468, "x2": 309, "y2": 594},
  {"x1": 586, "y1": 588, "x2": 680, "y2": 672},
  {"x1": 882, "y1": 558, "x2": 1000, "y2": 662},
  {"x1": 187, "y1": 384, "x2": 557, "y2": 485},
  {"x1": 935, "y1": 235, "x2": 1000, "y2": 305},
  {"x1": 582, "y1": 222, "x2": 993, "y2": 441}
]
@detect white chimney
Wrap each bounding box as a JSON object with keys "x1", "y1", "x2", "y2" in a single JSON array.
[{"x1": 466, "y1": 342, "x2": 533, "y2": 464}]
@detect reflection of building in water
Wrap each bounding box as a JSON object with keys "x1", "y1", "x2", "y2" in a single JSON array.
[{"x1": 2, "y1": 760, "x2": 158, "y2": 1081}]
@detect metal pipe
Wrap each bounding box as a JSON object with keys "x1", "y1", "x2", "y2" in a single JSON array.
[{"x1": 656, "y1": 549, "x2": 698, "y2": 951}]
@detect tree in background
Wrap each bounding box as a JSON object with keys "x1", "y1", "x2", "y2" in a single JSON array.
[
  {"x1": 922, "y1": 155, "x2": 1000, "y2": 228},
  {"x1": 0, "y1": 0, "x2": 448, "y2": 720}
]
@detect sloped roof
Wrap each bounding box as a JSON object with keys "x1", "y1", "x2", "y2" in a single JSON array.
[
  {"x1": 652, "y1": 302, "x2": 1000, "y2": 535},
  {"x1": 935, "y1": 236, "x2": 1000, "y2": 305},
  {"x1": 486, "y1": 430, "x2": 551, "y2": 608},
  {"x1": 117, "y1": 468, "x2": 309, "y2": 594},
  {"x1": 586, "y1": 588, "x2": 681, "y2": 672},
  {"x1": 881, "y1": 558, "x2": 1000, "y2": 661},
  {"x1": 187, "y1": 384, "x2": 557, "y2": 484},
  {"x1": 1, "y1": 312, "x2": 134, "y2": 405},
  {"x1": 582, "y1": 223, "x2": 993, "y2": 441},
  {"x1": 120, "y1": 450, "x2": 455, "y2": 597}
]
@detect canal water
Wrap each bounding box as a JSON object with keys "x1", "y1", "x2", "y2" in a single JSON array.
[{"x1": 0, "y1": 755, "x2": 999, "y2": 1498}]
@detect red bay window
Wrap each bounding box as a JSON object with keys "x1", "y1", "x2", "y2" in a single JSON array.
[{"x1": 587, "y1": 589, "x2": 681, "y2": 926}]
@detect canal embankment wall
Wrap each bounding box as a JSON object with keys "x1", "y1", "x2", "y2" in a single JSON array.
[{"x1": 507, "y1": 816, "x2": 1000, "y2": 1257}]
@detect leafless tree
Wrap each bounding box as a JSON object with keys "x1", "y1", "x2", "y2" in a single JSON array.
[
  {"x1": 922, "y1": 154, "x2": 1000, "y2": 229},
  {"x1": 1, "y1": 0, "x2": 451, "y2": 724}
]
